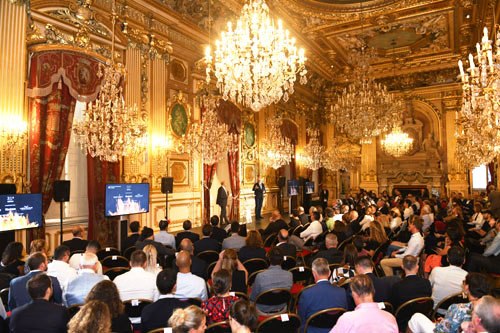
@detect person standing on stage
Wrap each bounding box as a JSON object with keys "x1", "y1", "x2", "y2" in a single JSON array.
[
  {"x1": 217, "y1": 181, "x2": 229, "y2": 225},
  {"x1": 252, "y1": 176, "x2": 266, "y2": 220}
]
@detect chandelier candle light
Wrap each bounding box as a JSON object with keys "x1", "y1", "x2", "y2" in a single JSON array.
[
  {"x1": 205, "y1": 0, "x2": 307, "y2": 111},
  {"x1": 300, "y1": 128, "x2": 325, "y2": 171},
  {"x1": 259, "y1": 116, "x2": 294, "y2": 169},
  {"x1": 381, "y1": 126, "x2": 413, "y2": 157}
]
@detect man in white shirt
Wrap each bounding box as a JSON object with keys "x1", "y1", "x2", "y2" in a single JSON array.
[
  {"x1": 403, "y1": 199, "x2": 414, "y2": 221},
  {"x1": 47, "y1": 245, "x2": 77, "y2": 291},
  {"x1": 174, "y1": 250, "x2": 208, "y2": 300},
  {"x1": 114, "y1": 250, "x2": 159, "y2": 302},
  {"x1": 154, "y1": 219, "x2": 176, "y2": 249},
  {"x1": 68, "y1": 240, "x2": 103, "y2": 275},
  {"x1": 380, "y1": 217, "x2": 424, "y2": 276},
  {"x1": 429, "y1": 246, "x2": 468, "y2": 308},
  {"x1": 300, "y1": 211, "x2": 323, "y2": 242}
]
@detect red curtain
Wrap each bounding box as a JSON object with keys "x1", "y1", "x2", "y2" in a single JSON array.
[
  {"x1": 228, "y1": 149, "x2": 240, "y2": 220},
  {"x1": 86, "y1": 157, "x2": 120, "y2": 245},
  {"x1": 203, "y1": 163, "x2": 217, "y2": 224},
  {"x1": 29, "y1": 80, "x2": 76, "y2": 239}
]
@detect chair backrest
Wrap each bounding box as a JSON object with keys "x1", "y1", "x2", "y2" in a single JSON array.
[
  {"x1": 197, "y1": 250, "x2": 220, "y2": 266},
  {"x1": 381, "y1": 302, "x2": 394, "y2": 314},
  {"x1": 0, "y1": 288, "x2": 8, "y2": 309},
  {"x1": 247, "y1": 269, "x2": 266, "y2": 287},
  {"x1": 256, "y1": 313, "x2": 301, "y2": 333},
  {"x1": 207, "y1": 261, "x2": 217, "y2": 278},
  {"x1": 104, "y1": 267, "x2": 130, "y2": 281},
  {"x1": 122, "y1": 246, "x2": 136, "y2": 260},
  {"x1": 337, "y1": 236, "x2": 353, "y2": 251},
  {"x1": 371, "y1": 240, "x2": 390, "y2": 265},
  {"x1": 395, "y1": 297, "x2": 434, "y2": 331},
  {"x1": 243, "y1": 258, "x2": 269, "y2": 276},
  {"x1": 431, "y1": 292, "x2": 468, "y2": 320},
  {"x1": 281, "y1": 256, "x2": 297, "y2": 271},
  {"x1": 67, "y1": 303, "x2": 82, "y2": 318},
  {"x1": 292, "y1": 225, "x2": 305, "y2": 237},
  {"x1": 186, "y1": 298, "x2": 202, "y2": 307},
  {"x1": 304, "y1": 307, "x2": 346, "y2": 331},
  {"x1": 230, "y1": 291, "x2": 249, "y2": 301},
  {"x1": 0, "y1": 273, "x2": 15, "y2": 290},
  {"x1": 292, "y1": 284, "x2": 316, "y2": 312},
  {"x1": 289, "y1": 266, "x2": 313, "y2": 285},
  {"x1": 206, "y1": 321, "x2": 231, "y2": 333},
  {"x1": 264, "y1": 233, "x2": 278, "y2": 247},
  {"x1": 314, "y1": 231, "x2": 329, "y2": 245},
  {"x1": 97, "y1": 247, "x2": 121, "y2": 261},
  {"x1": 101, "y1": 255, "x2": 130, "y2": 268},
  {"x1": 255, "y1": 288, "x2": 292, "y2": 308},
  {"x1": 123, "y1": 299, "x2": 153, "y2": 318}
]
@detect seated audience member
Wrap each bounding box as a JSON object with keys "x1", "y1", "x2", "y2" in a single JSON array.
[
  {"x1": 222, "y1": 222, "x2": 246, "y2": 251},
  {"x1": 238, "y1": 230, "x2": 266, "y2": 263},
  {"x1": 0, "y1": 241, "x2": 25, "y2": 276},
  {"x1": 68, "y1": 240, "x2": 103, "y2": 274},
  {"x1": 249, "y1": 247, "x2": 293, "y2": 314},
  {"x1": 154, "y1": 219, "x2": 176, "y2": 249},
  {"x1": 421, "y1": 204, "x2": 435, "y2": 232},
  {"x1": 359, "y1": 206, "x2": 375, "y2": 231},
  {"x1": 352, "y1": 235, "x2": 370, "y2": 257},
  {"x1": 389, "y1": 208, "x2": 403, "y2": 231},
  {"x1": 364, "y1": 219, "x2": 388, "y2": 253},
  {"x1": 330, "y1": 275, "x2": 398, "y2": 333},
  {"x1": 135, "y1": 226, "x2": 173, "y2": 259},
  {"x1": 176, "y1": 220, "x2": 200, "y2": 249},
  {"x1": 9, "y1": 252, "x2": 62, "y2": 310},
  {"x1": 168, "y1": 305, "x2": 207, "y2": 333},
  {"x1": 331, "y1": 244, "x2": 357, "y2": 284},
  {"x1": 228, "y1": 300, "x2": 258, "y2": 333},
  {"x1": 300, "y1": 211, "x2": 323, "y2": 242},
  {"x1": 123, "y1": 220, "x2": 141, "y2": 250},
  {"x1": 141, "y1": 268, "x2": 189, "y2": 333},
  {"x1": 260, "y1": 210, "x2": 288, "y2": 239},
  {"x1": 430, "y1": 246, "x2": 468, "y2": 308},
  {"x1": 62, "y1": 226, "x2": 88, "y2": 253},
  {"x1": 67, "y1": 300, "x2": 112, "y2": 333},
  {"x1": 175, "y1": 250, "x2": 208, "y2": 300},
  {"x1": 194, "y1": 224, "x2": 221, "y2": 255},
  {"x1": 64, "y1": 252, "x2": 108, "y2": 307},
  {"x1": 210, "y1": 215, "x2": 227, "y2": 244},
  {"x1": 345, "y1": 210, "x2": 361, "y2": 238},
  {"x1": 47, "y1": 245, "x2": 77, "y2": 291},
  {"x1": 143, "y1": 244, "x2": 162, "y2": 275},
  {"x1": 467, "y1": 220, "x2": 500, "y2": 274},
  {"x1": 9, "y1": 273, "x2": 69, "y2": 333},
  {"x1": 389, "y1": 255, "x2": 432, "y2": 310},
  {"x1": 354, "y1": 256, "x2": 397, "y2": 303},
  {"x1": 298, "y1": 206, "x2": 309, "y2": 225},
  {"x1": 176, "y1": 238, "x2": 207, "y2": 280},
  {"x1": 212, "y1": 249, "x2": 248, "y2": 293},
  {"x1": 289, "y1": 209, "x2": 301, "y2": 229},
  {"x1": 408, "y1": 272, "x2": 492, "y2": 333},
  {"x1": 114, "y1": 250, "x2": 158, "y2": 301},
  {"x1": 202, "y1": 269, "x2": 239, "y2": 324},
  {"x1": 275, "y1": 229, "x2": 298, "y2": 257},
  {"x1": 29, "y1": 239, "x2": 47, "y2": 255},
  {"x1": 324, "y1": 207, "x2": 336, "y2": 232},
  {"x1": 467, "y1": 203, "x2": 485, "y2": 231},
  {"x1": 460, "y1": 295, "x2": 500, "y2": 333},
  {"x1": 466, "y1": 210, "x2": 495, "y2": 241},
  {"x1": 299, "y1": 258, "x2": 348, "y2": 333},
  {"x1": 424, "y1": 228, "x2": 463, "y2": 277},
  {"x1": 380, "y1": 216, "x2": 424, "y2": 276},
  {"x1": 86, "y1": 280, "x2": 132, "y2": 333},
  {"x1": 313, "y1": 233, "x2": 343, "y2": 264}
]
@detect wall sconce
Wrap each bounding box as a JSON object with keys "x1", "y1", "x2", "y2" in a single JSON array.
[
  {"x1": 0, "y1": 117, "x2": 27, "y2": 153},
  {"x1": 151, "y1": 133, "x2": 172, "y2": 169}
]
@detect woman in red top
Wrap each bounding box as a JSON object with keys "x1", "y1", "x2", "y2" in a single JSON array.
[{"x1": 202, "y1": 269, "x2": 239, "y2": 324}]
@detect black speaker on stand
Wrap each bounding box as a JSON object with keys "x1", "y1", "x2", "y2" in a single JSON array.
[
  {"x1": 161, "y1": 177, "x2": 173, "y2": 219},
  {"x1": 54, "y1": 180, "x2": 70, "y2": 245},
  {"x1": 277, "y1": 176, "x2": 286, "y2": 215},
  {"x1": 0, "y1": 184, "x2": 16, "y2": 255}
]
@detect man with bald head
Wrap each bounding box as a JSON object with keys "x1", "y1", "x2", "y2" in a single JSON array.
[
  {"x1": 175, "y1": 250, "x2": 207, "y2": 300},
  {"x1": 260, "y1": 210, "x2": 288, "y2": 239},
  {"x1": 176, "y1": 238, "x2": 207, "y2": 280},
  {"x1": 276, "y1": 229, "x2": 297, "y2": 257},
  {"x1": 313, "y1": 233, "x2": 343, "y2": 264}
]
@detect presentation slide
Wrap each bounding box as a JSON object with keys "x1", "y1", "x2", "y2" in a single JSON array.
[
  {"x1": 305, "y1": 182, "x2": 315, "y2": 194},
  {"x1": 0, "y1": 194, "x2": 42, "y2": 232},
  {"x1": 288, "y1": 180, "x2": 299, "y2": 196},
  {"x1": 105, "y1": 183, "x2": 150, "y2": 217}
]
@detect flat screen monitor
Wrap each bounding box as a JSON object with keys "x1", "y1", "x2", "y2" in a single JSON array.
[
  {"x1": 105, "y1": 183, "x2": 150, "y2": 217},
  {"x1": 288, "y1": 180, "x2": 299, "y2": 196},
  {"x1": 0, "y1": 193, "x2": 42, "y2": 232},
  {"x1": 305, "y1": 182, "x2": 315, "y2": 194}
]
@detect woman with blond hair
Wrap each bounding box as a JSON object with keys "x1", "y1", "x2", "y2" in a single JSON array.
[
  {"x1": 67, "y1": 300, "x2": 111, "y2": 333},
  {"x1": 169, "y1": 305, "x2": 207, "y2": 333},
  {"x1": 212, "y1": 249, "x2": 248, "y2": 293},
  {"x1": 364, "y1": 220, "x2": 388, "y2": 254},
  {"x1": 238, "y1": 230, "x2": 266, "y2": 263},
  {"x1": 143, "y1": 244, "x2": 162, "y2": 275},
  {"x1": 29, "y1": 239, "x2": 47, "y2": 254}
]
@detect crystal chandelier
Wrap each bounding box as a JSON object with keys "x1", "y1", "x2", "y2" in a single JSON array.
[
  {"x1": 456, "y1": 26, "x2": 500, "y2": 168},
  {"x1": 205, "y1": 0, "x2": 307, "y2": 111},
  {"x1": 322, "y1": 145, "x2": 360, "y2": 171},
  {"x1": 381, "y1": 127, "x2": 413, "y2": 157},
  {"x1": 259, "y1": 116, "x2": 294, "y2": 169},
  {"x1": 328, "y1": 48, "x2": 402, "y2": 144},
  {"x1": 300, "y1": 128, "x2": 325, "y2": 171},
  {"x1": 73, "y1": 3, "x2": 147, "y2": 162},
  {"x1": 183, "y1": 97, "x2": 237, "y2": 166}
]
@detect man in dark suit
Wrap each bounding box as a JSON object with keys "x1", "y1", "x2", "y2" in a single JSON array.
[
  {"x1": 390, "y1": 255, "x2": 431, "y2": 310},
  {"x1": 216, "y1": 181, "x2": 229, "y2": 225},
  {"x1": 298, "y1": 206, "x2": 309, "y2": 226},
  {"x1": 175, "y1": 220, "x2": 200, "y2": 249},
  {"x1": 123, "y1": 220, "x2": 140, "y2": 251},
  {"x1": 141, "y1": 268, "x2": 189, "y2": 333},
  {"x1": 313, "y1": 233, "x2": 343, "y2": 264},
  {"x1": 376, "y1": 199, "x2": 390, "y2": 215},
  {"x1": 260, "y1": 210, "x2": 288, "y2": 239},
  {"x1": 209, "y1": 215, "x2": 227, "y2": 244},
  {"x1": 8, "y1": 252, "x2": 63, "y2": 311},
  {"x1": 354, "y1": 256, "x2": 399, "y2": 303},
  {"x1": 62, "y1": 226, "x2": 88, "y2": 253},
  {"x1": 175, "y1": 239, "x2": 207, "y2": 280},
  {"x1": 194, "y1": 224, "x2": 221, "y2": 255},
  {"x1": 319, "y1": 184, "x2": 329, "y2": 212},
  {"x1": 298, "y1": 258, "x2": 348, "y2": 333},
  {"x1": 9, "y1": 273, "x2": 68, "y2": 333},
  {"x1": 252, "y1": 176, "x2": 266, "y2": 220},
  {"x1": 275, "y1": 229, "x2": 297, "y2": 258}
]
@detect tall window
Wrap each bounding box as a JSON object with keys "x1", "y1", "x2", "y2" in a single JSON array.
[{"x1": 471, "y1": 164, "x2": 491, "y2": 190}]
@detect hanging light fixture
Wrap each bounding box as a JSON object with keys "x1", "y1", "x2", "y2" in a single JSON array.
[
  {"x1": 299, "y1": 128, "x2": 325, "y2": 171},
  {"x1": 205, "y1": 0, "x2": 307, "y2": 111},
  {"x1": 322, "y1": 142, "x2": 360, "y2": 172},
  {"x1": 259, "y1": 115, "x2": 294, "y2": 169},
  {"x1": 73, "y1": 1, "x2": 147, "y2": 162},
  {"x1": 381, "y1": 127, "x2": 413, "y2": 157}
]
